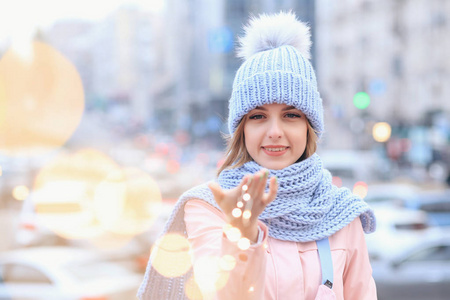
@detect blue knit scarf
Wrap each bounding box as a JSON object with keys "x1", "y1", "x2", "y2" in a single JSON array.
[
  {"x1": 217, "y1": 153, "x2": 376, "y2": 241},
  {"x1": 137, "y1": 153, "x2": 375, "y2": 299}
]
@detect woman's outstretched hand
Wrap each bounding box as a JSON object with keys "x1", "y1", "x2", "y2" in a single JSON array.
[{"x1": 208, "y1": 169, "x2": 278, "y2": 243}]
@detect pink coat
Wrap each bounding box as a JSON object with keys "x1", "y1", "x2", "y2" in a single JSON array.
[{"x1": 184, "y1": 199, "x2": 377, "y2": 300}]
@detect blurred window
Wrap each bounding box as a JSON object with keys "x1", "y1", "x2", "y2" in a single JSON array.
[
  {"x1": 328, "y1": 168, "x2": 354, "y2": 179},
  {"x1": 0, "y1": 264, "x2": 52, "y2": 284},
  {"x1": 394, "y1": 222, "x2": 427, "y2": 230},
  {"x1": 420, "y1": 201, "x2": 450, "y2": 212},
  {"x1": 405, "y1": 245, "x2": 450, "y2": 263}
]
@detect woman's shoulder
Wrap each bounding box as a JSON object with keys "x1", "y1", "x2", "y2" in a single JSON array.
[{"x1": 329, "y1": 217, "x2": 364, "y2": 249}]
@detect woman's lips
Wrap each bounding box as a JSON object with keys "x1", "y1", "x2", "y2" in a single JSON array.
[{"x1": 261, "y1": 146, "x2": 288, "y2": 156}]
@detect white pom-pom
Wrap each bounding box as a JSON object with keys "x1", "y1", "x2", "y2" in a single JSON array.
[{"x1": 237, "y1": 11, "x2": 311, "y2": 60}]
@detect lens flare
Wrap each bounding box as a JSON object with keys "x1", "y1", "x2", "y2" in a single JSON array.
[
  {"x1": 151, "y1": 233, "x2": 192, "y2": 277},
  {"x1": 12, "y1": 185, "x2": 29, "y2": 201},
  {"x1": 0, "y1": 41, "x2": 84, "y2": 154}
]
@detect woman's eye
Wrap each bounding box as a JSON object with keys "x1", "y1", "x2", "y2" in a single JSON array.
[
  {"x1": 249, "y1": 114, "x2": 264, "y2": 120},
  {"x1": 285, "y1": 113, "x2": 301, "y2": 118}
]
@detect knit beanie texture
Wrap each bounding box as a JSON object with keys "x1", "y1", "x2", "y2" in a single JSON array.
[{"x1": 228, "y1": 12, "x2": 324, "y2": 137}]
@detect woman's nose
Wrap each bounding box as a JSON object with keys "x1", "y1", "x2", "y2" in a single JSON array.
[{"x1": 267, "y1": 119, "x2": 282, "y2": 139}]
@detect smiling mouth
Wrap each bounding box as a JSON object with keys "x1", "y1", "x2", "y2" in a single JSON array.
[{"x1": 262, "y1": 146, "x2": 289, "y2": 152}]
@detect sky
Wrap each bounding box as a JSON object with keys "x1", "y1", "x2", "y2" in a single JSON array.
[{"x1": 0, "y1": 0, "x2": 165, "y2": 43}]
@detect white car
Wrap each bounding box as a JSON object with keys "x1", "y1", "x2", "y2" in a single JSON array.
[
  {"x1": 0, "y1": 247, "x2": 142, "y2": 300},
  {"x1": 364, "y1": 183, "x2": 420, "y2": 207},
  {"x1": 365, "y1": 205, "x2": 430, "y2": 261},
  {"x1": 371, "y1": 230, "x2": 450, "y2": 300}
]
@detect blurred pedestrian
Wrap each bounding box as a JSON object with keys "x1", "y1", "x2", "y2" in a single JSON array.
[{"x1": 138, "y1": 11, "x2": 376, "y2": 300}]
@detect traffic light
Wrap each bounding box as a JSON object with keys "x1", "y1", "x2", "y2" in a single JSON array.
[{"x1": 353, "y1": 92, "x2": 370, "y2": 109}]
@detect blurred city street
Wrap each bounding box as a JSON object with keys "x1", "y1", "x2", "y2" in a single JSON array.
[{"x1": 1, "y1": 0, "x2": 449, "y2": 299}]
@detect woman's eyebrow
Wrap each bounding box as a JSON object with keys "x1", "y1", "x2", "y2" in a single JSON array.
[
  {"x1": 253, "y1": 106, "x2": 298, "y2": 111},
  {"x1": 253, "y1": 106, "x2": 266, "y2": 111}
]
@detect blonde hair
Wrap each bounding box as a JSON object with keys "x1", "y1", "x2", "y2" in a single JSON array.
[{"x1": 217, "y1": 116, "x2": 318, "y2": 176}]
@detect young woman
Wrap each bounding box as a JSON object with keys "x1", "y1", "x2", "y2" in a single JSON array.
[{"x1": 138, "y1": 12, "x2": 377, "y2": 300}]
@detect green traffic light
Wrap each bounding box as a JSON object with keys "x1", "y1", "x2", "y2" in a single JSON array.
[{"x1": 353, "y1": 92, "x2": 370, "y2": 109}]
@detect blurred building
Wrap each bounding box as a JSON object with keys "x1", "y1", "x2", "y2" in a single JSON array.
[
  {"x1": 171, "y1": 0, "x2": 317, "y2": 145},
  {"x1": 316, "y1": 0, "x2": 450, "y2": 150}
]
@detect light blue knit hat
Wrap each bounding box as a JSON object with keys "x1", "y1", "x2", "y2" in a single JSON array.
[{"x1": 228, "y1": 12, "x2": 324, "y2": 138}]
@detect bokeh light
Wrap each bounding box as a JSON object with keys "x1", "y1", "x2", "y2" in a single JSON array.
[
  {"x1": 193, "y1": 256, "x2": 230, "y2": 295},
  {"x1": 237, "y1": 237, "x2": 250, "y2": 250},
  {"x1": 219, "y1": 255, "x2": 236, "y2": 271},
  {"x1": 93, "y1": 167, "x2": 162, "y2": 236},
  {"x1": 150, "y1": 233, "x2": 192, "y2": 277},
  {"x1": 223, "y1": 224, "x2": 241, "y2": 242},
  {"x1": 232, "y1": 208, "x2": 242, "y2": 218},
  {"x1": 155, "y1": 142, "x2": 169, "y2": 156},
  {"x1": 12, "y1": 185, "x2": 29, "y2": 201},
  {"x1": 332, "y1": 176, "x2": 342, "y2": 188},
  {"x1": 372, "y1": 122, "x2": 392, "y2": 142},
  {"x1": 353, "y1": 92, "x2": 370, "y2": 109},
  {"x1": 185, "y1": 275, "x2": 203, "y2": 300},
  {"x1": 216, "y1": 158, "x2": 225, "y2": 170},
  {"x1": 0, "y1": 41, "x2": 84, "y2": 154},
  {"x1": 353, "y1": 181, "x2": 369, "y2": 199},
  {"x1": 32, "y1": 149, "x2": 121, "y2": 239},
  {"x1": 166, "y1": 159, "x2": 180, "y2": 174},
  {"x1": 242, "y1": 210, "x2": 251, "y2": 219}
]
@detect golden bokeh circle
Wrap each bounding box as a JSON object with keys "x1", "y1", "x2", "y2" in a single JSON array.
[
  {"x1": 150, "y1": 233, "x2": 192, "y2": 277},
  {"x1": 193, "y1": 256, "x2": 230, "y2": 295},
  {"x1": 0, "y1": 41, "x2": 84, "y2": 153},
  {"x1": 185, "y1": 275, "x2": 203, "y2": 300},
  {"x1": 32, "y1": 149, "x2": 121, "y2": 239},
  {"x1": 12, "y1": 185, "x2": 30, "y2": 201},
  {"x1": 94, "y1": 167, "x2": 162, "y2": 236}
]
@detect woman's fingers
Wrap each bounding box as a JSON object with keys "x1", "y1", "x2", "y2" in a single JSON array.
[
  {"x1": 263, "y1": 176, "x2": 278, "y2": 205},
  {"x1": 208, "y1": 182, "x2": 225, "y2": 205},
  {"x1": 246, "y1": 169, "x2": 267, "y2": 200},
  {"x1": 209, "y1": 171, "x2": 277, "y2": 222}
]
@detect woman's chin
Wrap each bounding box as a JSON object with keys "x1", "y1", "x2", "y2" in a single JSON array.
[{"x1": 256, "y1": 159, "x2": 291, "y2": 170}]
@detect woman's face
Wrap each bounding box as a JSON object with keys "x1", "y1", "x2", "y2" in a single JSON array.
[{"x1": 244, "y1": 103, "x2": 308, "y2": 170}]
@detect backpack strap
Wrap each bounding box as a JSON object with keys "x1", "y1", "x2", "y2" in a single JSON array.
[{"x1": 316, "y1": 237, "x2": 333, "y2": 289}]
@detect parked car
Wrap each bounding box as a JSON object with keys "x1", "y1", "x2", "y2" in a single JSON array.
[
  {"x1": 318, "y1": 149, "x2": 382, "y2": 187},
  {"x1": 366, "y1": 205, "x2": 429, "y2": 261},
  {"x1": 0, "y1": 247, "x2": 142, "y2": 300},
  {"x1": 403, "y1": 189, "x2": 450, "y2": 226},
  {"x1": 364, "y1": 183, "x2": 419, "y2": 207},
  {"x1": 371, "y1": 230, "x2": 450, "y2": 300}
]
